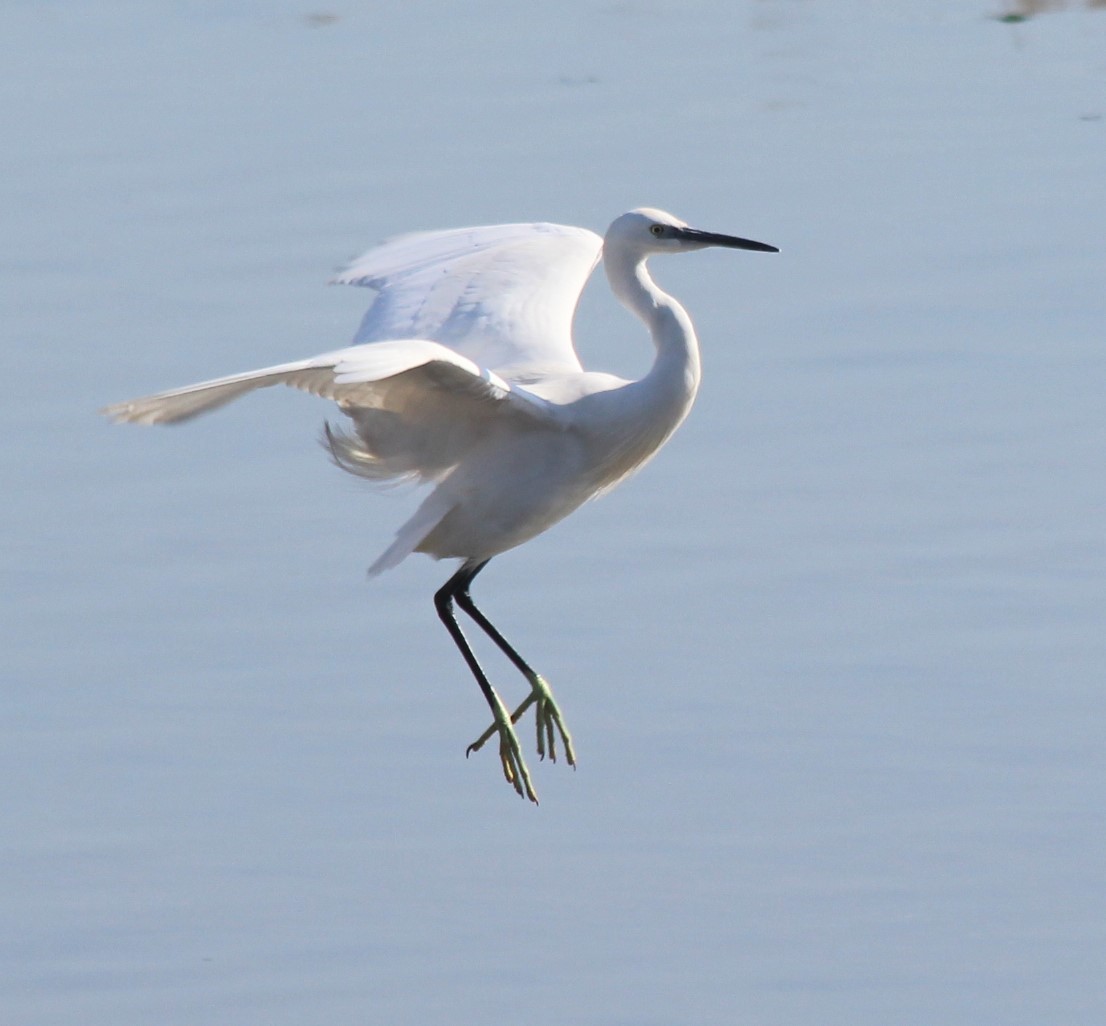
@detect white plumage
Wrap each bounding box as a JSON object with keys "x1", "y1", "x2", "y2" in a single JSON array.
[{"x1": 103, "y1": 207, "x2": 777, "y2": 803}]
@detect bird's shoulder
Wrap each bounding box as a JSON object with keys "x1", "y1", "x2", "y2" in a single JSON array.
[{"x1": 512, "y1": 369, "x2": 630, "y2": 408}]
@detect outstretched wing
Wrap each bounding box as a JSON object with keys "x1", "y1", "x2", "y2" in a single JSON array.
[
  {"x1": 102, "y1": 220, "x2": 601, "y2": 489},
  {"x1": 333, "y1": 222, "x2": 603, "y2": 378},
  {"x1": 100, "y1": 340, "x2": 554, "y2": 484}
]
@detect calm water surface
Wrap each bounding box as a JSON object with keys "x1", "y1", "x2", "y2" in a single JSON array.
[{"x1": 3, "y1": 2, "x2": 1105, "y2": 1024}]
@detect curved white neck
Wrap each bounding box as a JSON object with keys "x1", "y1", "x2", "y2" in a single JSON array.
[{"x1": 605, "y1": 251, "x2": 702, "y2": 404}]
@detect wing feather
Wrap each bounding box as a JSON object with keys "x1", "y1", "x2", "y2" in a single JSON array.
[
  {"x1": 100, "y1": 340, "x2": 554, "y2": 484},
  {"x1": 102, "y1": 220, "x2": 597, "y2": 491},
  {"x1": 333, "y1": 222, "x2": 603, "y2": 376},
  {"x1": 99, "y1": 357, "x2": 330, "y2": 425}
]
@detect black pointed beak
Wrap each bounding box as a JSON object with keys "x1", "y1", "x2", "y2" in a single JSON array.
[{"x1": 675, "y1": 227, "x2": 779, "y2": 253}]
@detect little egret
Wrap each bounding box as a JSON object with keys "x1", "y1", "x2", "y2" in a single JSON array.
[{"x1": 102, "y1": 208, "x2": 778, "y2": 803}]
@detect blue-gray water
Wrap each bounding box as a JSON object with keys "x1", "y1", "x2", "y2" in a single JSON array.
[{"x1": 3, "y1": 2, "x2": 1105, "y2": 1023}]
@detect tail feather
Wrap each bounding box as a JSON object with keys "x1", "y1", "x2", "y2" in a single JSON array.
[{"x1": 367, "y1": 489, "x2": 454, "y2": 577}]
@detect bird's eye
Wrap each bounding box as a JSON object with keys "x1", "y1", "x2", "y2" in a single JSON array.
[{"x1": 649, "y1": 224, "x2": 665, "y2": 237}]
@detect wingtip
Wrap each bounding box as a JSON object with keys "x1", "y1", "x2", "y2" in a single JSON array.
[{"x1": 99, "y1": 401, "x2": 134, "y2": 423}]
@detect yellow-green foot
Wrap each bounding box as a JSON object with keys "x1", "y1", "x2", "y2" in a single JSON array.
[
  {"x1": 466, "y1": 692, "x2": 537, "y2": 803},
  {"x1": 530, "y1": 674, "x2": 575, "y2": 765},
  {"x1": 468, "y1": 674, "x2": 575, "y2": 770}
]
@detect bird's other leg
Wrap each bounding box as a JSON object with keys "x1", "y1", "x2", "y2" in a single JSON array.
[
  {"x1": 434, "y1": 561, "x2": 536, "y2": 803},
  {"x1": 454, "y1": 562, "x2": 576, "y2": 768}
]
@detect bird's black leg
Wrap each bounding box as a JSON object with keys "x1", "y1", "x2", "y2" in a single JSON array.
[
  {"x1": 434, "y1": 560, "x2": 536, "y2": 802},
  {"x1": 453, "y1": 561, "x2": 576, "y2": 768}
]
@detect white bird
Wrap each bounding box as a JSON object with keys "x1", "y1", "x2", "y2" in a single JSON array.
[{"x1": 102, "y1": 208, "x2": 777, "y2": 803}]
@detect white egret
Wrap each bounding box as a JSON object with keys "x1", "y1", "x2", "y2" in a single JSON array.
[{"x1": 102, "y1": 208, "x2": 778, "y2": 803}]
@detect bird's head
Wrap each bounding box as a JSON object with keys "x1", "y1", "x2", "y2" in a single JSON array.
[{"x1": 606, "y1": 207, "x2": 778, "y2": 257}]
